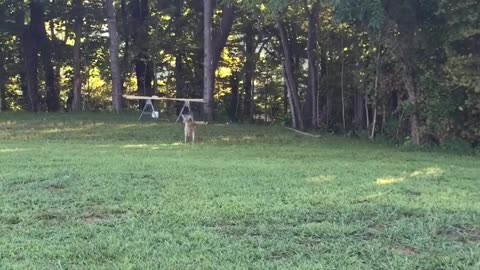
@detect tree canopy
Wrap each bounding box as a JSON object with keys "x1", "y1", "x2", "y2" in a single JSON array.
[{"x1": 0, "y1": 0, "x2": 478, "y2": 146}]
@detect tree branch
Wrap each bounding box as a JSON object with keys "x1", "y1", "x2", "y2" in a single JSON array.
[{"x1": 212, "y1": 3, "x2": 235, "y2": 70}]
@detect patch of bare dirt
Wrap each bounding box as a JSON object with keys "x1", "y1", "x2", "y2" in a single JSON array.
[
  {"x1": 442, "y1": 226, "x2": 480, "y2": 243},
  {"x1": 393, "y1": 246, "x2": 417, "y2": 256},
  {"x1": 83, "y1": 213, "x2": 111, "y2": 224},
  {"x1": 81, "y1": 207, "x2": 127, "y2": 224},
  {"x1": 47, "y1": 183, "x2": 66, "y2": 193},
  {"x1": 360, "y1": 223, "x2": 387, "y2": 240},
  {"x1": 36, "y1": 212, "x2": 66, "y2": 224}
]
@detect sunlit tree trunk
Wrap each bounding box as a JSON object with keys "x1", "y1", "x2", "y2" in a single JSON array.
[
  {"x1": 277, "y1": 21, "x2": 304, "y2": 130},
  {"x1": 203, "y1": 0, "x2": 214, "y2": 121},
  {"x1": 106, "y1": 0, "x2": 123, "y2": 113}
]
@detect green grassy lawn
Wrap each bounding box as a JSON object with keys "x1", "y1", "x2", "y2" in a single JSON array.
[{"x1": 0, "y1": 113, "x2": 479, "y2": 269}]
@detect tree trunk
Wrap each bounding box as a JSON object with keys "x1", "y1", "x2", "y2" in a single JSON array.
[
  {"x1": 152, "y1": 23, "x2": 159, "y2": 95},
  {"x1": 340, "y1": 52, "x2": 347, "y2": 135},
  {"x1": 353, "y1": 89, "x2": 365, "y2": 129},
  {"x1": 304, "y1": 1, "x2": 320, "y2": 129},
  {"x1": 50, "y1": 21, "x2": 63, "y2": 111},
  {"x1": 370, "y1": 33, "x2": 382, "y2": 139},
  {"x1": 21, "y1": 1, "x2": 44, "y2": 112},
  {"x1": 398, "y1": 33, "x2": 421, "y2": 145},
  {"x1": 229, "y1": 73, "x2": 239, "y2": 122},
  {"x1": 173, "y1": 2, "x2": 185, "y2": 115},
  {"x1": 175, "y1": 53, "x2": 186, "y2": 114},
  {"x1": 120, "y1": 0, "x2": 130, "y2": 89},
  {"x1": 194, "y1": 34, "x2": 204, "y2": 98},
  {"x1": 21, "y1": 27, "x2": 40, "y2": 112},
  {"x1": 212, "y1": 3, "x2": 235, "y2": 71},
  {"x1": 395, "y1": 24, "x2": 421, "y2": 144},
  {"x1": 282, "y1": 63, "x2": 297, "y2": 128},
  {"x1": 283, "y1": 82, "x2": 288, "y2": 116},
  {"x1": 106, "y1": 0, "x2": 123, "y2": 113},
  {"x1": 243, "y1": 23, "x2": 255, "y2": 122},
  {"x1": 318, "y1": 54, "x2": 328, "y2": 125},
  {"x1": 30, "y1": 1, "x2": 59, "y2": 112},
  {"x1": 326, "y1": 90, "x2": 332, "y2": 126},
  {"x1": 202, "y1": 1, "x2": 235, "y2": 121},
  {"x1": 203, "y1": 0, "x2": 214, "y2": 121},
  {"x1": 14, "y1": 6, "x2": 31, "y2": 111},
  {"x1": 277, "y1": 21, "x2": 304, "y2": 130},
  {"x1": 135, "y1": 58, "x2": 153, "y2": 109},
  {"x1": 340, "y1": 37, "x2": 346, "y2": 134},
  {"x1": 131, "y1": 0, "x2": 152, "y2": 110},
  {"x1": 0, "y1": 56, "x2": 5, "y2": 111},
  {"x1": 41, "y1": 45, "x2": 59, "y2": 112},
  {"x1": 401, "y1": 64, "x2": 421, "y2": 145},
  {"x1": 72, "y1": 0, "x2": 83, "y2": 112},
  {"x1": 365, "y1": 93, "x2": 370, "y2": 129},
  {"x1": 381, "y1": 102, "x2": 386, "y2": 134}
]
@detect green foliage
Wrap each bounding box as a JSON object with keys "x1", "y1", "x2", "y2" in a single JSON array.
[
  {"x1": 441, "y1": 0, "x2": 480, "y2": 92},
  {"x1": 0, "y1": 114, "x2": 479, "y2": 268},
  {"x1": 439, "y1": 0, "x2": 480, "y2": 144},
  {"x1": 240, "y1": 0, "x2": 287, "y2": 13},
  {"x1": 440, "y1": 137, "x2": 477, "y2": 154},
  {"x1": 333, "y1": 0, "x2": 384, "y2": 29}
]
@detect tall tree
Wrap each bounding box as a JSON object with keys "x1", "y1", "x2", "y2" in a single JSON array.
[
  {"x1": 173, "y1": 0, "x2": 185, "y2": 102},
  {"x1": 203, "y1": 0, "x2": 214, "y2": 121},
  {"x1": 277, "y1": 21, "x2": 304, "y2": 130},
  {"x1": 212, "y1": 3, "x2": 235, "y2": 70},
  {"x1": 202, "y1": 0, "x2": 236, "y2": 121},
  {"x1": 21, "y1": 1, "x2": 40, "y2": 112},
  {"x1": 304, "y1": 0, "x2": 320, "y2": 128},
  {"x1": 29, "y1": 0, "x2": 60, "y2": 112},
  {"x1": 130, "y1": 0, "x2": 153, "y2": 109},
  {"x1": 385, "y1": 0, "x2": 422, "y2": 145},
  {"x1": 243, "y1": 22, "x2": 255, "y2": 122},
  {"x1": 72, "y1": 0, "x2": 83, "y2": 112},
  {"x1": 105, "y1": 0, "x2": 122, "y2": 113},
  {"x1": 0, "y1": 51, "x2": 5, "y2": 111}
]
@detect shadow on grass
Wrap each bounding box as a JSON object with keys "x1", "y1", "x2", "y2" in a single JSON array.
[{"x1": 197, "y1": 203, "x2": 479, "y2": 266}]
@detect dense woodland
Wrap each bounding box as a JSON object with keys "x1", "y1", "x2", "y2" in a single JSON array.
[{"x1": 0, "y1": 0, "x2": 478, "y2": 146}]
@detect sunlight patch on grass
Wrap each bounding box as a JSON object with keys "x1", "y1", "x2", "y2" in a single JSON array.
[
  {"x1": 410, "y1": 167, "x2": 445, "y2": 179},
  {"x1": 119, "y1": 123, "x2": 162, "y2": 129},
  {"x1": 39, "y1": 127, "x2": 91, "y2": 134},
  {"x1": 376, "y1": 177, "x2": 405, "y2": 185},
  {"x1": 123, "y1": 143, "x2": 184, "y2": 149},
  {"x1": 0, "y1": 148, "x2": 29, "y2": 153},
  {"x1": 152, "y1": 142, "x2": 184, "y2": 148},
  {"x1": 376, "y1": 167, "x2": 445, "y2": 185},
  {"x1": 123, "y1": 144, "x2": 149, "y2": 148}
]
